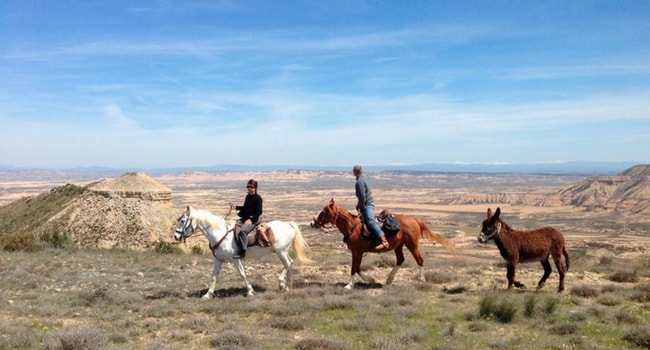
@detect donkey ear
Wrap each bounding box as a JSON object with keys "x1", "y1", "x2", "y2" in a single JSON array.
[
  {"x1": 487, "y1": 208, "x2": 492, "y2": 218},
  {"x1": 494, "y1": 207, "x2": 501, "y2": 219}
]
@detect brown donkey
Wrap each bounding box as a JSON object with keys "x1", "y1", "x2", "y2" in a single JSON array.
[{"x1": 478, "y1": 207, "x2": 570, "y2": 292}]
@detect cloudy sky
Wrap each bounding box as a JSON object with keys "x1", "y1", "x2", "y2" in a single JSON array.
[{"x1": 1, "y1": 1, "x2": 649, "y2": 169}]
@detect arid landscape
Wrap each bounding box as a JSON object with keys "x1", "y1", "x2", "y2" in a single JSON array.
[{"x1": 1, "y1": 168, "x2": 649, "y2": 349}]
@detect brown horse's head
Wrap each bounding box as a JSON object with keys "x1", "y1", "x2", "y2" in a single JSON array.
[
  {"x1": 311, "y1": 198, "x2": 338, "y2": 229},
  {"x1": 478, "y1": 207, "x2": 501, "y2": 243}
]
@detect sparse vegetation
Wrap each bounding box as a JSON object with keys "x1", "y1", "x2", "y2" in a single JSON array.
[
  {"x1": 154, "y1": 241, "x2": 184, "y2": 254},
  {"x1": 1, "y1": 171, "x2": 650, "y2": 349}
]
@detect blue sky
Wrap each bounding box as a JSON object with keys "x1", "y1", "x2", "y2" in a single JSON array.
[{"x1": 1, "y1": 1, "x2": 649, "y2": 169}]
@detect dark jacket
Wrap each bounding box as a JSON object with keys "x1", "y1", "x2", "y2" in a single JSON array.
[{"x1": 236, "y1": 193, "x2": 263, "y2": 223}]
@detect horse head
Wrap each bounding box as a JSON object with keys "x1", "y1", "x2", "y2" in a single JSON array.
[
  {"x1": 174, "y1": 205, "x2": 197, "y2": 242},
  {"x1": 311, "y1": 198, "x2": 338, "y2": 229},
  {"x1": 478, "y1": 207, "x2": 501, "y2": 243}
]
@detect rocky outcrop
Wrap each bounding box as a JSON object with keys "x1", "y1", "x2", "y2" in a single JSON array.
[
  {"x1": 89, "y1": 172, "x2": 172, "y2": 203},
  {"x1": 0, "y1": 172, "x2": 179, "y2": 250},
  {"x1": 559, "y1": 165, "x2": 650, "y2": 214}
]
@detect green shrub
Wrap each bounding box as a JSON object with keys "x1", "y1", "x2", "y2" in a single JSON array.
[
  {"x1": 542, "y1": 296, "x2": 560, "y2": 315},
  {"x1": 190, "y1": 245, "x2": 204, "y2": 255},
  {"x1": 479, "y1": 294, "x2": 517, "y2": 323},
  {"x1": 43, "y1": 325, "x2": 109, "y2": 350},
  {"x1": 295, "y1": 337, "x2": 349, "y2": 350},
  {"x1": 549, "y1": 323, "x2": 578, "y2": 335},
  {"x1": 1, "y1": 233, "x2": 38, "y2": 251},
  {"x1": 39, "y1": 230, "x2": 74, "y2": 249},
  {"x1": 209, "y1": 329, "x2": 255, "y2": 348},
  {"x1": 570, "y1": 285, "x2": 600, "y2": 298},
  {"x1": 623, "y1": 325, "x2": 650, "y2": 348},
  {"x1": 609, "y1": 270, "x2": 639, "y2": 283},
  {"x1": 153, "y1": 241, "x2": 183, "y2": 254}
]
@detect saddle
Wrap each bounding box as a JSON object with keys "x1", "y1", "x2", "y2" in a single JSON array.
[
  {"x1": 359, "y1": 209, "x2": 401, "y2": 238},
  {"x1": 240, "y1": 222, "x2": 276, "y2": 248}
]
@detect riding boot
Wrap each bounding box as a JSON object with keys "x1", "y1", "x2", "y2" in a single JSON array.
[
  {"x1": 374, "y1": 235, "x2": 389, "y2": 250},
  {"x1": 235, "y1": 231, "x2": 247, "y2": 259}
]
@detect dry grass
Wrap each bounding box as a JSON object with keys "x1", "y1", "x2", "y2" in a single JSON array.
[
  {"x1": 2, "y1": 171, "x2": 650, "y2": 349},
  {"x1": 2, "y1": 230, "x2": 650, "y2": 349}
]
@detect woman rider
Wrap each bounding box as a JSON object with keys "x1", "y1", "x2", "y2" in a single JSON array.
[{"x1": 229, "y1": 179, "x2": 263, "y2": 259}]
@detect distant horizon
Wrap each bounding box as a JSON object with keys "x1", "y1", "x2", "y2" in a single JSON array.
[{"x1": 0, "y1": 160, "x2": 642, "y2": 176}]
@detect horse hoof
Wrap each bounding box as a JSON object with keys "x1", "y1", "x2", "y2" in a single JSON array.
[
  {"x1": 344, "y1": 284, "x2": 353, "y2": 290},
  {"x1": 201, "y1": 293, "x2": 212, "y2": 299}
]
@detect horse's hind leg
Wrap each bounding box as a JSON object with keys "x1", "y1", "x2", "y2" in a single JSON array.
[
  {"x1": 537, "y1": 259, "x2": 553, "y2": 290},
  {"x1": 386, "y1": 245, "x2": 406, "y2": 285},
  {"x1": 233, "y1": 260, "x2": 255, "y2": 297}
]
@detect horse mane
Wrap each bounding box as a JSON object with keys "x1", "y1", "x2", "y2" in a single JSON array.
[{"x1": 194, "y1": 209, "x2": 229, "y2": 231}]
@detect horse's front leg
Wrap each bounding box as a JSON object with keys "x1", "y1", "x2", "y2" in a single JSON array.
[
  {"x1": 233, "y1": 260, "x2": 255, "y2": 297},
  {"x1": 345, "y1": 252, "x2": 364, "y2": 289},
  {"x1": 204, "y1": 259, "x2": 223, "y2": 299},
  {"x1": 277, "y1": 250, "x2": 293, "y2": 291}
]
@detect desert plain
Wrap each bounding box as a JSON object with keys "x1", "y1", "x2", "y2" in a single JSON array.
[{"x1": 1, "y1": 169, "x2": 649, "y2": 349}]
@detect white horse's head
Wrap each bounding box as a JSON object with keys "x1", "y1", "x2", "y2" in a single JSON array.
[{"x1": 174, "y1": 206, "x2": 197, "y2": 242}]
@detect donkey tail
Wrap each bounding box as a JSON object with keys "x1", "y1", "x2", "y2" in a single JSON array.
[
  {"x1": 563, "y1": 247, "x2": 570, "y2": 271},
  {"x1": 289, "y1": 221, "x2": 312, "y2": 264},
  {"x1": 416, "y1": 217, "x2": 456, "y2": 256}
]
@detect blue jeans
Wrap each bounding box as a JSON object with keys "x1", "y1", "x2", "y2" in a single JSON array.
[{"x1": 360, "y1": 205, "x2": 384, "y2": 238}]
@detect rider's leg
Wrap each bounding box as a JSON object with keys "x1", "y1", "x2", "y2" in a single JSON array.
[
  {"x1": 361, "y1": 205, "x2": 389, "y2": 250},
  {"x1": 235, "y1": 219, "x2": 253, "y2": 259}
]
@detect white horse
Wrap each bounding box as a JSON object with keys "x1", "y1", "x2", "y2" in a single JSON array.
[{"x1": 174, "y1": 206, "x2": 310, "y2": 297}]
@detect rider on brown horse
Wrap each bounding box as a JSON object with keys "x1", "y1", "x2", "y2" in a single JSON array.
[{"x1": 353, "y1": 165, "x2": 389, "y2": 250}]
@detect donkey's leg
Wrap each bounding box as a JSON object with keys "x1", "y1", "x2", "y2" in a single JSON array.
[
  {"x1": 537, "y1": 258, "x2": 553, "y2": 290},
  {"x1": 277, "y1": 250, "x2": 293, "y2": 291},
  {"x1": 233, "y1": 259, "x2": 255, "y2": 297},
  {"x1": 386, "y1": 245, "x2": 406, "y2": 285},
  {"x1": 204, "y1": 259, "x2": 223, "y2": 299},
  {"x1": 552, "y1": 252, "x2": 566, "y2": 292},
  {"x1": 507, "y1": 262, "x2": 523, "y2": 289}
]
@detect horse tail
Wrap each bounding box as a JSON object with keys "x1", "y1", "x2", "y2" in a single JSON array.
[
  {"x1": 416, "y1": 217, "x2": 457, "y2": 256},
  {"x1": 563, "y1": 247, "x2": 570, "y2": 271},
  {"x1": 289, "y1": 221, "x2": 311, "y2": 264}
]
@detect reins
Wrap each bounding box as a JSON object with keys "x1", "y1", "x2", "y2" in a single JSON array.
[{"x1": 208, "y1": 206, "x2": 236, "y2": 257}]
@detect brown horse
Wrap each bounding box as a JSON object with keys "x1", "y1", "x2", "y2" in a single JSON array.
[
  {"x1": 478, "y1": 207, "x2": 570, "y2": 292},
  {"x1": 311, "y1": 198, "x2": 456, "y2": 289}
]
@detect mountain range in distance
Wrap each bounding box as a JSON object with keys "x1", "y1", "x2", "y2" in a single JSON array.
[{"x1": 0, "y1": 161, "x2": 643, "y2": 176}]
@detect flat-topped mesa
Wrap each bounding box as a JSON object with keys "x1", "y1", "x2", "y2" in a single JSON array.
[{"x1": 89, "y1": 172, "x2": 172, "y2": 203}]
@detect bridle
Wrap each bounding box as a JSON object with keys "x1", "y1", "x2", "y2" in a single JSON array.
[
  {"x1": 175, "y1": 215, "x2": 194, "y2": 242},
  {"x1": 175, "y1": 207, "x2": 232, "y2": 243},
  {"x1": 315, "y1": 205, "x2": 339, "y2": 228},
  {"x1": 479, "y1": 221, "x2": 501, "y2": 242}
]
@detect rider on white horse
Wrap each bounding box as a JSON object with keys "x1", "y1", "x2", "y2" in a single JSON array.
[{"x1": 230, "y1": 179, "x2": 263, "y2": 259}]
